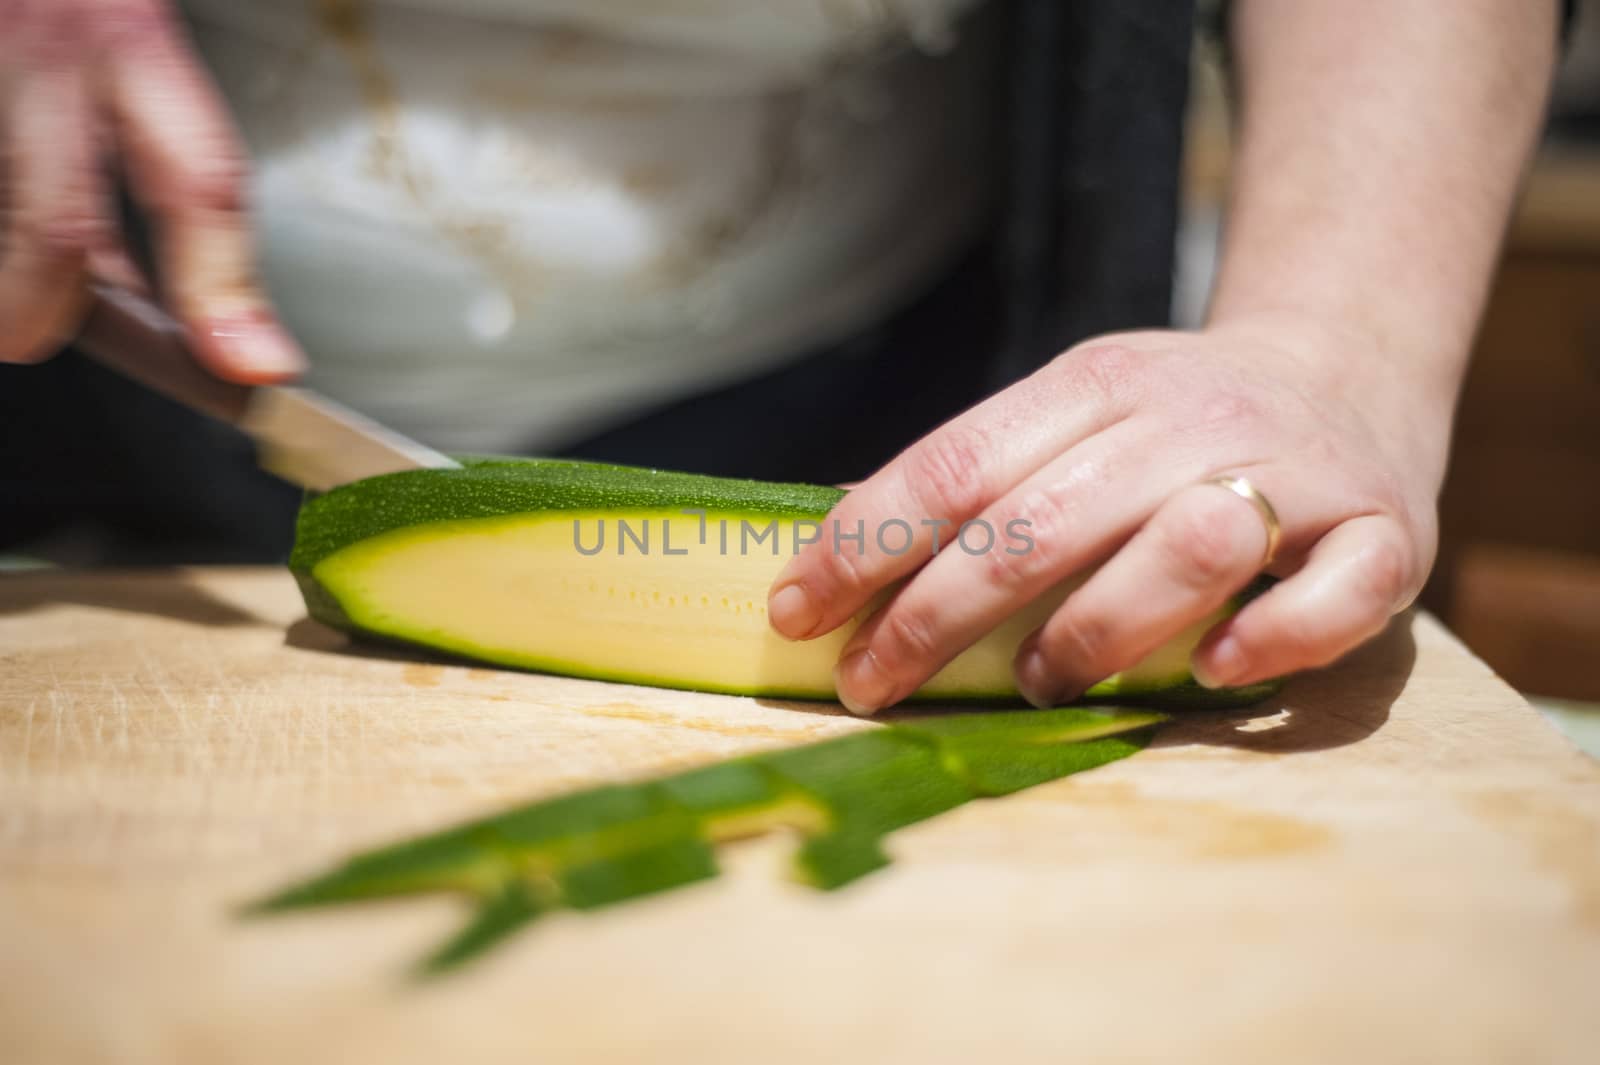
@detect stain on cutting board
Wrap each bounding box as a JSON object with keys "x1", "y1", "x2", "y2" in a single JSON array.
[
  {"x1": 401, "y1": 664, "x2": 444, "y2": 688},
  {"x1": 1465, "y1": 789, "x2": 1600, "y2": 930},
  {"x1": 1043, "y1": 780, "x2": 1335, "y2": 861},
  {"x1": 572, "y1": 701, "x2": 837, "y2": 743}
]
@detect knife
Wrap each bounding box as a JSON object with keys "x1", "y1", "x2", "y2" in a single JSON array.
[{"x1": 75, "y1": 285, "x2": 460, "y2": 491}]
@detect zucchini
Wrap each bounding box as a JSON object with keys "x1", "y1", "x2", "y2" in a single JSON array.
[
  {"x1": 248, "y1": 706, "x2": 1167, "y2": 974},
  {"x1": 291, "y1": 457, "x2": 1273, "y2": 707}
]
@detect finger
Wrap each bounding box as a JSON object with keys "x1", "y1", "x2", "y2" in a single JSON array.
[
  {"x1": 1011, "y1": 481, "x2": 1269, "y2": 707},
  {"x1": 1190, "y1": 514, "x2": 1418, "y2": 689},
  {"x1": 830, "y1": 420, "x2": 1210, "y2": 715},
  {"x1": 0, "y1": 58, "x2": 99, "y2": 363},
  {"x1": 769, "y1": 343, "x2": 1148, "y2": 641},
  {"x1": 99, "y1": 1, "x2": 304, "y2": 383},
  {"x1": 88, "y1": 240, "x2": 152, "y2": 296}
]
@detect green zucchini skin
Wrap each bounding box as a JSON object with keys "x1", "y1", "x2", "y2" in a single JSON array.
[
  {"x1": 247, "y1": 706, "x2": 1168, "y2": 975},
  {"x1": 291, "y1": 457, "x2": 845, "y2": 634},
  {"x1": 291, "y1": 457, "x2": 1277, "y2": 709},
  {"x1": 290, "y1": 457, "x2": 844, "y2": 574}
]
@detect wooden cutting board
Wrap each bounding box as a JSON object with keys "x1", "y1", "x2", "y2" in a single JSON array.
[{"x1": 2, "y1": 567, "x2": 1598, "y2": 1065}]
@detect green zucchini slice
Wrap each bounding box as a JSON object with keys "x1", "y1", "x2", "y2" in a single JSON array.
[
  {"x1": 248, "y1": 706, "x2": 1168, "y2": 974},
  {"x1": 291, "y1": 457, "x2": 1273, "y2": 706}
]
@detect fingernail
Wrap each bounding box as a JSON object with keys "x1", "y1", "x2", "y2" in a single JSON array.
[
  {"x1": 1194, "y1": 636, "x2": 1244, "y2": 690},
  {"x1": 208, "y1": 313, "x2": 306, "y2": 376},
  {"x1": 834, "y1": 648, "x2": 895, "y2": 717},
  {"x1": 1014, "y1": 647, "x2": 1061, "y2": 710},
  {"x1": 768, "y1": 583, "x2": 820, "y2": 640}
]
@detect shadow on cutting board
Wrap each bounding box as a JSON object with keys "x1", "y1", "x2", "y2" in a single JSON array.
[
  {"x1": 0, "y1": 566, "x2": 265, "y2": 627},
  {"x1": 283, "y1": 611, "x2": 1414, "y2": 756},
  {"x1": 284, "y1": 614, "x2": 462, "y2": 666},
  {"x1": 1150, "y1": 615, "x2": 1414, "y2": 755}
]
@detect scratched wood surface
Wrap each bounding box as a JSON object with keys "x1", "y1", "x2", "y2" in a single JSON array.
[{"x1": 1, "y1": 567, "x2": 1598, "y2": 1065}]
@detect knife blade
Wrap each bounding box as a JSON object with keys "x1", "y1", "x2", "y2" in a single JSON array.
[{"x1": 75, "y1": 284, "x2": 460, "y2": 491}]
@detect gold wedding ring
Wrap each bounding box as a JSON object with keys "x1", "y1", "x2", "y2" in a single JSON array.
[{"x1": 1204, "y1": 476, "x2": 1282, "y2": 569}]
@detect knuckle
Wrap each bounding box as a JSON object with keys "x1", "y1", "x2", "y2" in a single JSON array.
[
  {"x1": 1258, "y1": 609, "x2": 1327, "y2": 669},
  {"x1": 9, "y1": 1, "x2": 84, "y2": 61},
  {"x1": 1269, "y1": 614, "x2": 1314, "y2": 660},
  {"x1": 978, "y1": 536, "x2": 1033, "y2": 591},
  {"x1": 10, "y1": 213, "x2": 94, "y2": 267},
  {"x1": 814, "y1": 530, "x2": 873, "y2": 599},
  {"x1": 1042, "y1": 607, "x2": 1114, "y2": 673},
  {"x1": 1355, "y1": 535, "x2": 1412, "y2": 613},
  {"x1": 875, "y1": 604, "x2": 943, "y2": 671},
  {"x1": 1223, "y1": 613, "x2": 1293, "y2": 677},
  {"x1": 96, "y1": 0, "x2": 183, "y2": 52},
  {"x1": 980, "y1": 486, "x2": 1072, "y2": 591},
  {"x1": 1189, "y1": 390, "x2": 1264, "y2": 439},
  {"x1": 164, "y1": 150, "x2": 249, "y2": 216},
  {"x1": 904, "y1": 424, "x2": 990, "y2": 518},
  {"x1": 1059, "y1": 342, "x2": 1143, "y2": 405},
  {"x1": 1162, "y1": 490, "x2": 1252, "y2": 586}
]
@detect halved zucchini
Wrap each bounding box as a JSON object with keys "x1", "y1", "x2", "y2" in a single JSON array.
[{"x1": 291, "y1": 457, "x2": 1272, "y2": 706}]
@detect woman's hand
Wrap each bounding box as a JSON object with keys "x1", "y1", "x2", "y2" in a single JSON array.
[
  {"x1": 0, "y1": 0, "x2": 302, "y2": 380},
  {"x1": 767, "y1": 0, "x2": 1557, "y2": 715},
  {"x1": 767, "y1": 316, "x2": 1448, "y2": 713}
]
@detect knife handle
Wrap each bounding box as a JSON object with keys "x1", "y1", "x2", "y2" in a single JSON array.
[{"x1": 75, "y1": 285, "x2": 255, "y2": 424}]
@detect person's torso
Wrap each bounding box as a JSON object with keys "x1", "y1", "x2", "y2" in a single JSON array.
[{"x1": 183, "y1": 0, "x2": 1000, "y2": 451}]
